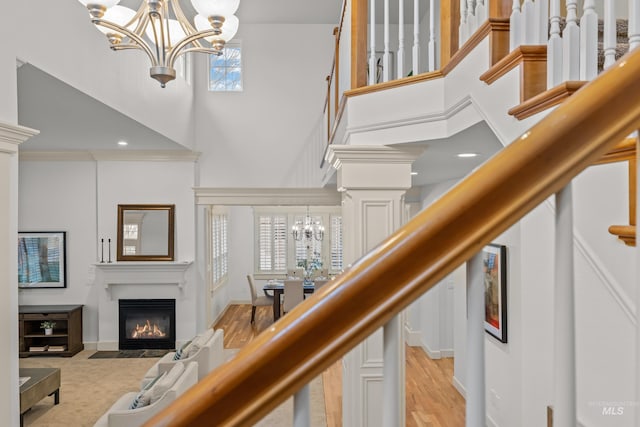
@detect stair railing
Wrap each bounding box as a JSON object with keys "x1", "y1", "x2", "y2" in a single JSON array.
[{"x1": 144, "y1": 45, "x2": 640, "y2": 427}]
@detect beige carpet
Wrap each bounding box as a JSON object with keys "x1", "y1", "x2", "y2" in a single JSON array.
[{"x1": 20, "y1": 349, "x2": 327, "y2": 427}]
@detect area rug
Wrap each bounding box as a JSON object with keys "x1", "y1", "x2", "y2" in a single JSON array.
[
  {"x1": 88, "y1": 349, "x2": 170, "y2": 359},
  {"x1": 19, "y1": 349, "x2": 327, "y2": 427}
]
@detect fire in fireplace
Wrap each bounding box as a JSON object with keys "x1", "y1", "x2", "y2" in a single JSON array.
[{"x1": 119, "y1": 299, "x2": 175, "y2": 350}]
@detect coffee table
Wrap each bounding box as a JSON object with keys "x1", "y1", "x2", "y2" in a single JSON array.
[{"x1": 19, "y1": 368, "x2": 61, "y2": 427}]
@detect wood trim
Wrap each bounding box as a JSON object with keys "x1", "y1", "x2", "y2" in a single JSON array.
[
  {"x1": 440, "y1": 0, "x2": 460, "y2": 70},
  {"x1": 343, "y1": 71, "x2": 444, "y2": 97},
  {"x1": 508, "y1": 81, "x2": 587, "y2": 120},
  {"x1": 441, "y1": 19, "x2": 510, "y2": 76},
  {"x1": 350, "y1": 0, "x2": 367, "y2": 89},
  {"x1": 593, "y1": 137, "x2": 637, "y2": 165},
  {"x1": 480, "y1": 45, "x2": 547, "y2": 85},
  {"x1": 489, "y1": 0, "x2": 513, "y2": 19},
  {"x1": 608, "y1": 225, "x2": 636, "y2": 246},
  {"x1": 145, "y1": 48, "x2": 640, "y2": 427},
  {"x1": 334, "y1": 26, "x2": 340, "y2": 116},
  {"x1": 488, "y1": 19, "x2": 511, "y2": 66}
]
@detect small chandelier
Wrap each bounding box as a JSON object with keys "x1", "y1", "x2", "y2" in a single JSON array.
[
  {"x1": 77, "y1": 0, "x2": 240, "y2": 87},
  {"x1": 292, "y1": 209, "x2": 325, "y2": 242}
]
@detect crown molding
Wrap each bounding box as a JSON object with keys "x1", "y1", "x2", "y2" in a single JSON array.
[
  {"x1": 0, "y1": 122, "x2": 39, "y2": 154},
  {"x1": 19, "y1": 149, "x2": 201, "y2": 162},
  {"x1": 194, "y1": 188, "x2": 341, "y2": 206},
  {"x1": 327, "y1": 145, "x2": 425, "y2": 169}
]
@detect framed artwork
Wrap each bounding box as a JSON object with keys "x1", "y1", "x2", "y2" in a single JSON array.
[
  {"x1": 18, "y1": 231, "x2": 67, "y2": 289},
  {"x1": 483, "y1": 244, "x2": 507, "y2": 343}
]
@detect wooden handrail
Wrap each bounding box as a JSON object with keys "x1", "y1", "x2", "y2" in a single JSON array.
[{"x1": 145, "y1": 50, "x2": 640, "y2": 427}]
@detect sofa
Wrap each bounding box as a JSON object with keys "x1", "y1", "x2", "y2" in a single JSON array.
[
  {"x1": 93, "y1": 361, "x2": 197, "y2": 427},
  {"x1": 140, "y1": 328, "x2": 224, "y2": 388}
]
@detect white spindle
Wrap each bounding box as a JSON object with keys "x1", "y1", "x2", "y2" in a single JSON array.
[
  {"x1": 603, "y1": 0, "x2": 617, "y2": 70},
  {"x1": 475, "y1": 0, "x2": 487, "y2": 24},
  {"x1": 397, "y1": 0, "x2": 405, "y2": 78},
  {"x1": 466, "y1": 252, "x2": 486, "y2": 427},
  {"x1": 466, "y1": 0, "x2": 476, "y2": 42},
  {"x1": 383, "y1": 316, "x2": 404, "y2": 427},
  {"x1": 562, "y1": 0, "x2": 581, "y2": 81},
  {"x1": 369, "y1": 0, "x2": 376, "y2": 85},
  {"x1": 554, "y1": 184, "x2": 577, "y2": 427},
  {"x1": 580, "y1": 0, "x2": 598, "y2": 79},
  {"x1": 428, "y1": 0, "x2": 436, "y2": 71},
  {"x1": 629, "y1": 0, "x2": 640, "y2": 50},
  {"x1": 548, "y1": 0, "x2": 563, "y2": 88},
  {"x1": 383, "y1": 0, "x2": 390, "y2": 82},
  {"x1": 536, "y1": 0, "x2": 549, "y2": 45},
  {"x1": 460, "y1": 0, "x2": 468, "y2": 46},
  {"x1": 510, "y1": 0, "x2": 522, "y2": 50},
  {"x1": 412, "y1": 0, "x2": 420, "y2": 76},
  {"x1": 293, "y1": 384, "x2": 310, "y2": 427},
  {"x1": 522, "y1": 0, "x2": 536, "y2": 44}
]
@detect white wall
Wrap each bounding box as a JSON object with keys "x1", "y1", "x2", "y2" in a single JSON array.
[
  {"x1": 193, "y1": 23, "x2": 334, "y2": 187},
  {"x1": 18, "y1": 159, "x2": 199, "y2": 345}
]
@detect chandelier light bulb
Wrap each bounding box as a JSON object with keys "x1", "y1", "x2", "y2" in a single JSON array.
[
  {"x1": 194, "y1": 14, "x2": 239, "y2": 43},
  {"x1": 145, "y1": 18, "x2": 187, "y2": 48},
  {"x1": 95, "y1": 5, "x2": 136, "y2": 40},
  {"x1": 191, "y1": 0, "x2": 240, "y2": 18}
]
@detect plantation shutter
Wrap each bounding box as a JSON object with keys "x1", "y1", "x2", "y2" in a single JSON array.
[
  {"x1": 258, "y1": 214, "x2": 287, "y2": 272},
  {"x1": 330, "y1": 215, "x2": 343, "y2": 272}
]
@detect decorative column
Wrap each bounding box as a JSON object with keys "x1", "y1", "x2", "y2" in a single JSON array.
[
  {"x1": 328, "y1": 145, "x2": 424, "y2": 427},
  {"x1": 0, "y1": 122, "x2": 39, "y2": 427}
]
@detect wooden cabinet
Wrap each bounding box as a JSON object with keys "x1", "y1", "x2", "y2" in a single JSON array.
[{"x1": 19, "y1": 305, "x2": 84, "y2": 357}]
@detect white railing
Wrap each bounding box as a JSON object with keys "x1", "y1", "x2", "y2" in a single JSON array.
[
  {"x1": 460, "y1": 0, "x2": 488, "y2": 46},
  {"x1": 510, "y1": 0, "x2": 640, "y2": 89}
]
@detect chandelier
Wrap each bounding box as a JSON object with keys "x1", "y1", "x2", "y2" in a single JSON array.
[
  {"x1": 77, "y1": 0, "x2": 240, "y2": 87},
  {"x1": 291, "y1": 209, "x2": 325, "y2": 242}
]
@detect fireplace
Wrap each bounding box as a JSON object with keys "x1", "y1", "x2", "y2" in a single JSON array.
[{"x1": 119, "y1": 299, "x2": 176, "y2": 350}]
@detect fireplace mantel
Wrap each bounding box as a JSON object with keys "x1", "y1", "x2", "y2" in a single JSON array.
[{"x1": 94, "y1": 261, "x2": 193, "y2": 291}]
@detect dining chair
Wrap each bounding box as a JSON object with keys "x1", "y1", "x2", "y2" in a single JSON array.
[
  {"x1": 283, "y1": 280, "x2": 304, "y2": 315},
  {"x1": 247, "y1": 274, "x2": 274, "y2": 324}
]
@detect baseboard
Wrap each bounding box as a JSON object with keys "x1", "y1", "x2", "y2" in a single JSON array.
[
  {"x1": 404, "y1": 323, "x2": 422, "y2": 347},
  {"x1": 452, "y1": 375, "x2": 466, "y2": 398},
  {"x1": 424, "y1": 342, "x2": 442, "y2": 359},
  {"x1": 83, "y1": 341, "x2": 97, "y2": 351},
  {"x1": 96, "y1": 341, "x2": 118, "y2": 351},
  {"x1": 440, "y1": 349, "x2": 454, "y2": 358}
]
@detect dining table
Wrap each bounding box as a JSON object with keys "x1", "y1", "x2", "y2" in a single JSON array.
[{"x1": 263, "y1": 280, "x2": 315, "y2": 321}]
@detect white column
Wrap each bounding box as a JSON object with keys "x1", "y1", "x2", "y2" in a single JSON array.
[
  {"x1": 428, "y1": 0, "x2": 436, "y2": 71},
  {"x1": 553, "y1": 184, "x2": 577, "y2": 426},
  {"x1": 547, "y1": 0, "x2": 563, "y2": 88},
  {"x1": 0, "y1": 122, "x2": 39, "y2": 427},
  {"x1": 383, "y1": 0, "x2": 391, "y2": 82},
  {"x1": 397, "y1": 0, "x2": 405, "y2": 78},
  {"x1": 369, "y1": 0, "x2": 377, "y2": 85},
  {"x1": 602, "y1": 0, "x2": 616, "y2": 70},
  {"x1": 293, "y1": 384, "x2": 310, "y2": 427},
  {"x1": 413, "y1": 0, "x2": 420, "y2": 75},
  {"x1": 328, "y1": 145, "x2": 424, "y2": 427},
  {"x1": 562, "y1": 0, "x2": 581, "y2": 81},
  {"x1": 510, "y1": 0, "x2": 522, "y2": 50},
  {"x1": 580, "y1": 0, "x2": 598, "y2": 79},
  {"x1": 629, "y1": 0, "x2": 640, "y2": 51},
  {"x1": 466, "y1": 252, "x2": 486, "y2": 427}
]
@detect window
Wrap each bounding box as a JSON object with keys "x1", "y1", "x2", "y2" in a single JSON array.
[
  {"x1": 175, "y1": 52, "x2": 192, "y2": 85},
  {"x1": 254, "y1": 207, "x2": 343, "y2": 276},
  {"x1": 208, "y1": 42, "x2": 242, "y2": 92},
  {"x1": 210, "y1": 210, "x2": 229, "y2": 285}
]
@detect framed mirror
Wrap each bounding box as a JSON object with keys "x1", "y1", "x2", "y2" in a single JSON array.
[{"x1": 117, "y1": 204, "x2": 175, "y2": 261}]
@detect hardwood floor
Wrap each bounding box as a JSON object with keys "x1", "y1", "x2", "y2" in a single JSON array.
[{"x1": 214, "y1": 304, "x2": 465, "y2": 426}]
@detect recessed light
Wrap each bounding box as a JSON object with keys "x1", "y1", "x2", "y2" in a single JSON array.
[
  {"x1": 457, "y1": 152, "x2": 478, "y2": 158},
  {"x1": 411, "y1": 172, "x2": 418, "y2": 176},
  {"x1": 117, "y1": 140, "x2": 128, "y2": 146}
]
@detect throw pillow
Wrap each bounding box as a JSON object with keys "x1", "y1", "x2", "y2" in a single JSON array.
[
  {"x1": 173, "y1": 340, "x2": 192, "y2": 361},
  {"x1": 129, "y1": 372, "x2": 165, "y2": 410},
  {"x1": 149, "y1": 362, "x2": 185, "y2": 404},
  {"x1": 184, "y1": 329, "x2": 214, "y2": 359}
]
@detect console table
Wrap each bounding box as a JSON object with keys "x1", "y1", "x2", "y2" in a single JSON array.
[{"x1": 19, "y1": 305, "x2": 84, "y2": 357}]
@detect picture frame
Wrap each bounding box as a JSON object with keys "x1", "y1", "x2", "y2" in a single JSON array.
[
  {"x1": 18, "y1": 231, "x2": 67, "y2": 289},
  {"x1": 483, "y1": 244, "x2": 507, "y2": 343}
]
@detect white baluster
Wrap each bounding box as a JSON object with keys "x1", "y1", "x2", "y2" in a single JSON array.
[
  {"x1": 428, "y1": 0, "x2": 436, "y2": 71},
  {"x1": 562, "y1": 0, "x2": 581, "y2": 81},
  {"x1": 412, "y1": 0, "x2": 420, "y2": 76},
  {"x1": 580, "y1": 0, "x2": 598, "y2": 79},
  {"x1": 460, "y1": 0, "x2": 468, "y2": 45},
  {"x1": 603, "y1": 0, "x2": 617, "y2": 70},
  {"x1": 629, "y1": 0, "x2": 640, "y2": 51},
  {"x1": 397, "y1": 0, "x2": 405, "y2": 78},
  {"x1": 522, "y1": 0, "x2": 536, "y2": 44},
  {"x1": 369, "y1": 0, "x2": 377, "y2": 85},
  {"x1": 536, "y1": 0, "x2": 549, "y2": 44},
  {"x1": 383, "y1": 316, "x2": 404, "y2": 427},
  {"x1": 467, "y1": 0, "x2": 476, "y2": 40},
  {"x1": 554, "y1": 184, "x2": 577, "y2": 427},
  {"x1": 548, "y1": 0, "x2": 562, "y2": 88},
  {"x1": 293, "y1": 384, "x2": 310, "y2": 427},
  {"x1": 383, "y1": 0, "x2": 390, "y2": 82},
  {"x1": 510, "y1": 0, "x2": 522, "y2": 50},
  {"x1": 466, "y1": 252, "x2": 486, "y2": 427},
  {"x1": 475, "y1": 0, "x2": 487, "y2": 25}
]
